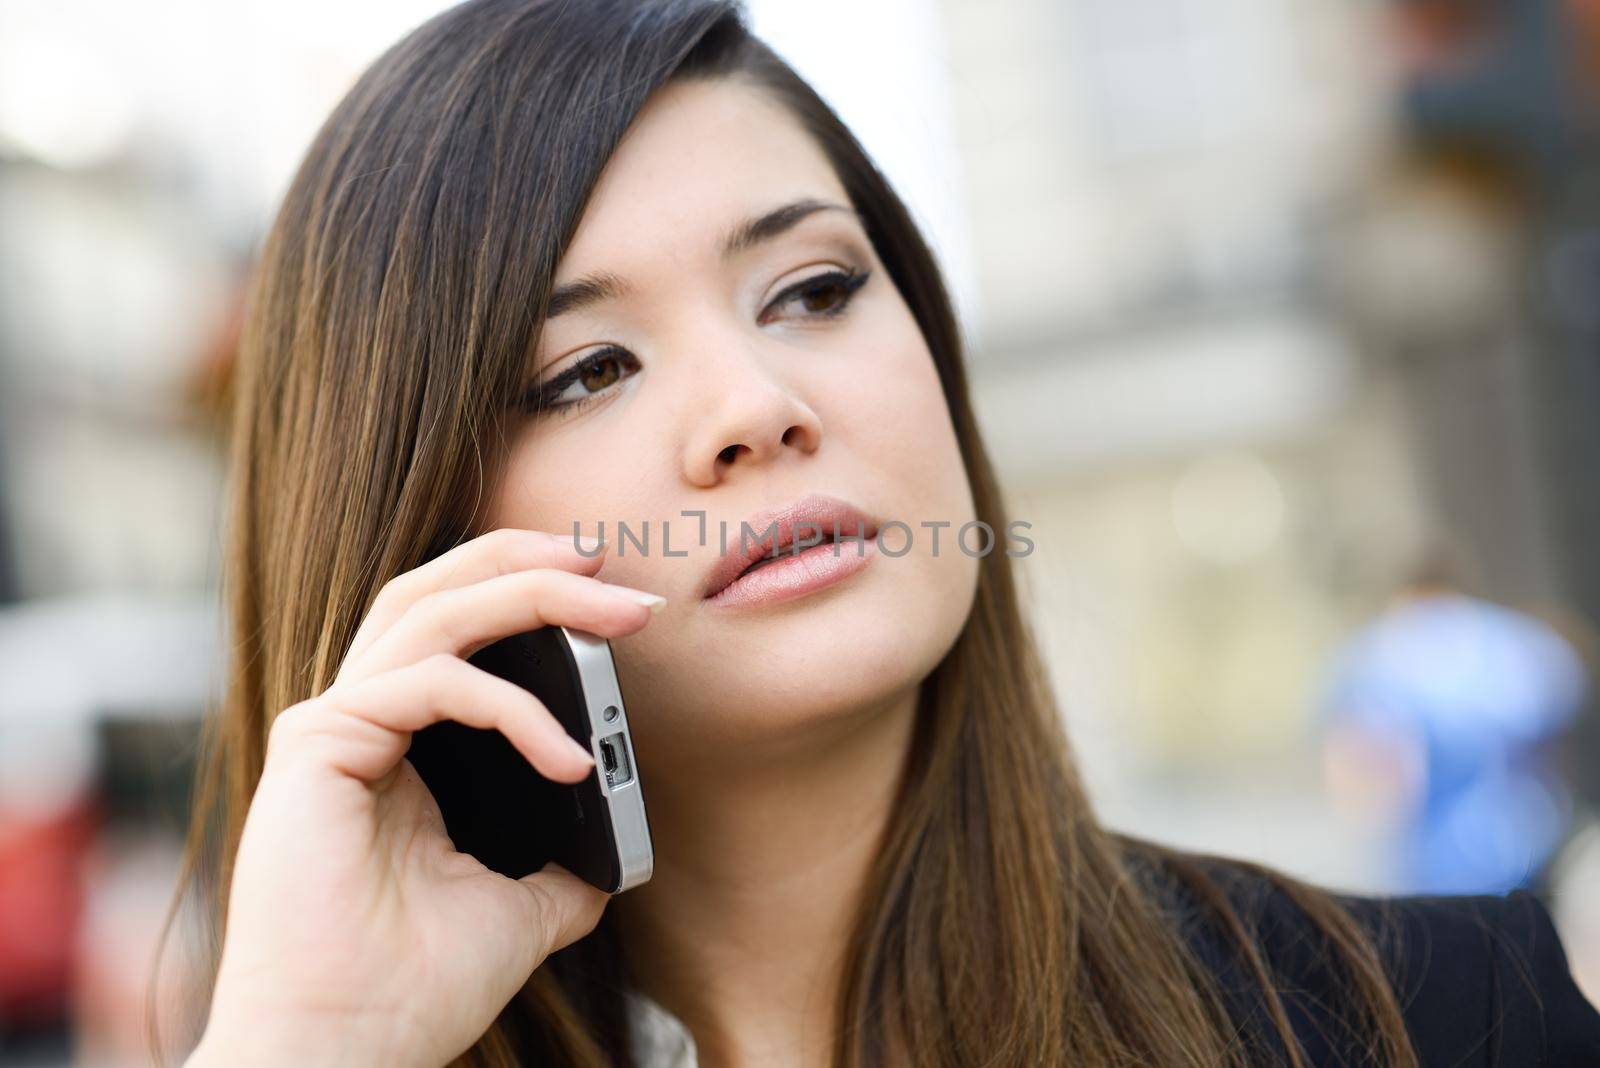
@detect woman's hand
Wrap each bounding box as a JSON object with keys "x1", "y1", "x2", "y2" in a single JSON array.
[{"x1": 185, "y1": 529, "x2": 663, "y2": 1068}]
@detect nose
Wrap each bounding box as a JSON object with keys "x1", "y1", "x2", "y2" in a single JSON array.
[{"x1": 680, "y1": 339, "x2": 823, "y2": 487}]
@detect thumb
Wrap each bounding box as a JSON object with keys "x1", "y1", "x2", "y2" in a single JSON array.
[{"x1": 517, "y1": 862, "x2": 610, "y2": 958}]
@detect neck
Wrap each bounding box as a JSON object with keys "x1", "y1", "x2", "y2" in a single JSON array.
[{"x1": 610, "y1": 685, "x2": 920, "y2": 1068}]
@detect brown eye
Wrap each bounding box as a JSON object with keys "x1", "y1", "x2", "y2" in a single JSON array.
[
  {"x1": 580, "y1": 354, "x2": 623, "y2": 392},
  {"x1": 517, "y1": 344, "x2": 640, "y2": 416},
  {"x1": 799, "y1": 278, "x2": 848, "y2": 312},
  {"x1": 760, "y1": 267, "x2": 871, "y2": 325}
]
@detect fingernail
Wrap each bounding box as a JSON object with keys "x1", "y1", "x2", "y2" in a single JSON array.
[
  {"x1": 553, "y1": 532, "x2": 604, "y2": 552},
  {"x1": 607, "y1": 585, "x2": 667, "y2": 613},
  {"x1": 566, "y1": 736, "x2": 595, "y2": 765}
]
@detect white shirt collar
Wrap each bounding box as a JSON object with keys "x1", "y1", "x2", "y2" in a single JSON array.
[{"x1": 624, "y1": 988, "x2": 701, "y2": 1068}]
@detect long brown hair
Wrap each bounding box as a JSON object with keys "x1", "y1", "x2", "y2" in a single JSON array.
[{"x1": 152, "y1": 1, "x2": 1420, "y2": 1064}]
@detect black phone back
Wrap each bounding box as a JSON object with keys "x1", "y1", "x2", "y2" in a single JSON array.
[{"x1": 404, "y1": 626, "x2": 624, "y2": 890}]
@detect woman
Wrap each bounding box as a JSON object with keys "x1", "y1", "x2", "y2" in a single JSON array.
[{"x1": 156, "y1": 1, "x2": 1600, "y2": 1065}]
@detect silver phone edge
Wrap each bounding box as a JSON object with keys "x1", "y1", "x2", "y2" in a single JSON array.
[{"x1": 561, "y1": 626, "x2": 654, "y2": 894}]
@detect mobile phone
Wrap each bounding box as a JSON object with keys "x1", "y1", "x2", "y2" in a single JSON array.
[{"x1": 404, "y1": 625, "x2": 653, "y2": 894}]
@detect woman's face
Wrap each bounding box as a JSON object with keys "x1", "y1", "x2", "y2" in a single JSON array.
[{"x1": 488, "y1": 76, "x2": 978, "y2": 765}]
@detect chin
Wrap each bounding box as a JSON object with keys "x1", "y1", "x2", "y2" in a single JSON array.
[
  {"x1": 747, "y1": 586, "x2": 963, "y2": 719},
  {"x1": 614, "y1": 552, "x2": 977, "y2": 760}
]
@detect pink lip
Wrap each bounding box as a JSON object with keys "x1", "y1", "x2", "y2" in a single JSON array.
[{"x1": 701, "y1": 494, "x2": 880, "y2": 606}]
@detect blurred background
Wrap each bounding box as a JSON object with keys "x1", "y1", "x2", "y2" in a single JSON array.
[{"x1": 2, "y1": 0, "x2": 1598, "y2": 1064}]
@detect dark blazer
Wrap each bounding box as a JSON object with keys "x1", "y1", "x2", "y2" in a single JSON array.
[{"x1": 1161, "y1": 856, "x2": 1600, "y2": 1066}]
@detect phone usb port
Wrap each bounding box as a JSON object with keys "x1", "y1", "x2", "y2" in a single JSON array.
[{"x1": 597, "y1": 732, "x2": 633, "y2": 789}]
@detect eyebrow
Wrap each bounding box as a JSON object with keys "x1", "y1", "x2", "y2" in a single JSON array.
[{"x1": 543, "y1": 197, "x2": 859, "y2": 319}]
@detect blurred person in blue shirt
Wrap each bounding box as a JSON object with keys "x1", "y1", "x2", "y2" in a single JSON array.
[{"x1": 1321, "y1": 554, "x2": 1590, "y2": 895}]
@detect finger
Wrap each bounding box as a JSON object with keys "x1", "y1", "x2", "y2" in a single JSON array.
[
  {"x1": 269, "y1": 654, "x2": 597, "y2": 785},
  {"x1": 340, "y1": 568, "x2": 664, "y2": 686},
  {"x1": 514, "y1": 862, "x2": 611, "y2": 960},
  {"x1": 345, "y1": 529, "x2": 609, "y2": 669}
]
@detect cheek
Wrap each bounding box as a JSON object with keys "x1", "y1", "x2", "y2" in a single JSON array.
[
  {"x1": 825, "y1": 308, "x2": 979, "y2": 630},
  {"x1": 490, "y1": 434, "x2": 593, "y2": 534},
  {"x1": 489, "y1": 432, "x2": 640, "y2": 556},
  {"x1": 838, "y1": 312, "x2": 974, "y2": 524},
  {"x1": 488, "y1": 426, "x2": 683, "y2": 594}
]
